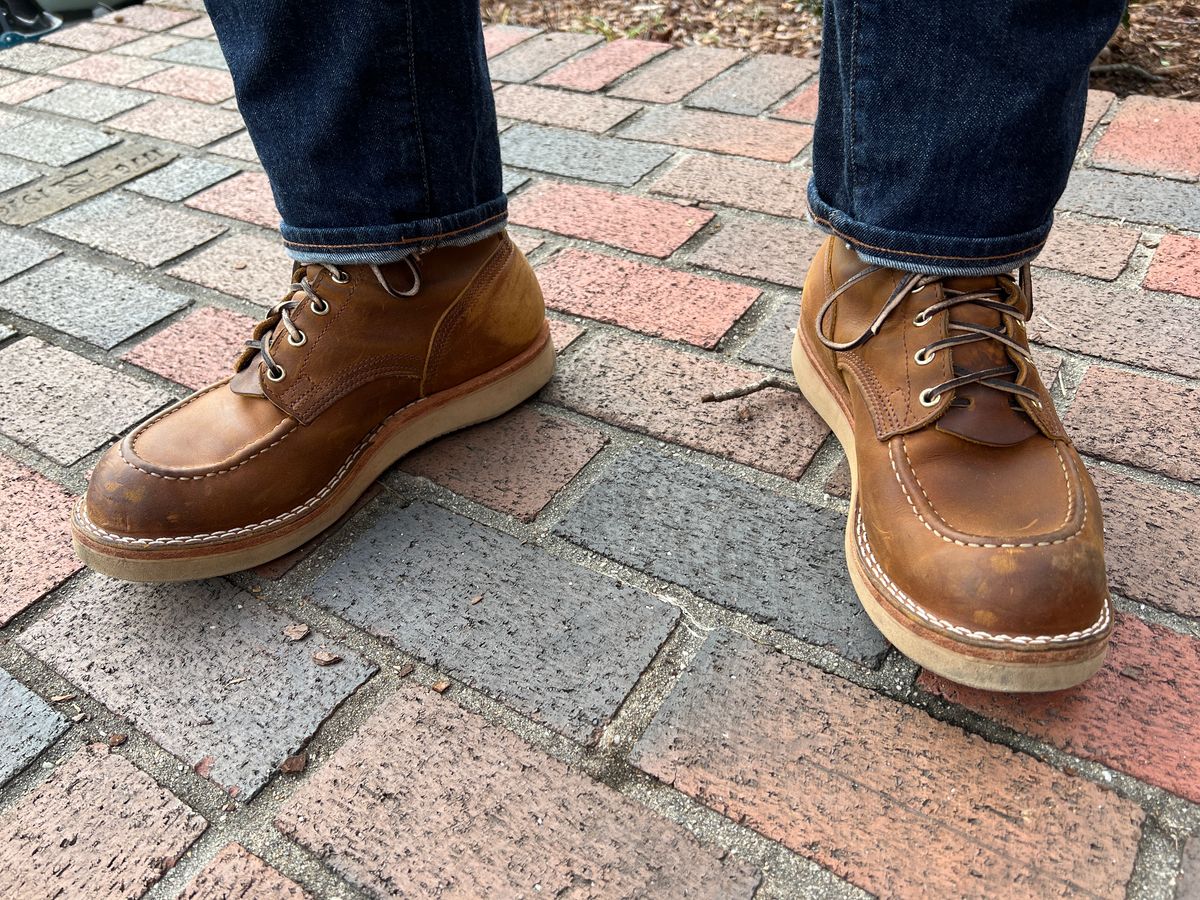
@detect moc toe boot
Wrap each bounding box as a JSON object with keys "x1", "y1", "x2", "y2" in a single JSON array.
[
  {"x1": 73, "y1": 233, "x2": 553, "y2": 582},
  {"x1": 792, "y1": 237, "x2": 1110, "y2": 692}
]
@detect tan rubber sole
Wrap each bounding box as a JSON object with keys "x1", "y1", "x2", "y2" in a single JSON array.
[
  {"x1": 73, "y1": 324, "x2": 557, "y2": 583},
  {"x1": 790, "y1": 327, "x2": 1108, "y2": 693}
]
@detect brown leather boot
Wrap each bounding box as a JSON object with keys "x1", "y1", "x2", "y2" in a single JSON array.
[
  {"x1": 793, "y1": 237, "x2": 1110, "y2": 691},
  {"x1": 73, "y1": 233, "x2": 553, "y2": 581}
]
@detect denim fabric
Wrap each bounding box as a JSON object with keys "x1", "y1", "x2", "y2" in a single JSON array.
[
  {"x1": 205, "y1": 0, "x2": 505, "y2": 264},
  {"x1": 809, "y1": 0, "x2": 1125, "y2": 275}
]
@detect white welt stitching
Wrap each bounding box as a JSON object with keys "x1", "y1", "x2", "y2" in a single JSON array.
[{"x1": 855, "y1": 508, "x2": 1110, "y2": 646}]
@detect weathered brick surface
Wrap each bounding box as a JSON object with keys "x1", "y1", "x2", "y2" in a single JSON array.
[
  {"x1": 1092, "y1": 96, "x2": 1200, "y2": 181},
  {"x1": 50, "y1": 53, "x2": 169, "y2": 85},
  {"x1": 1082, "y1": 89, "x2": 1115, "y2": 142},
  {"x1": 548, "y1": 317, "x2": 584, "y2": 351},
  {"x1": 691, "y1": 216, "x2": 825, "y2": 287},
  {"x1": 537, "y1": 38, "x2": 668, "y2": 92},
  {"x1": 0, "y1": 229, "x2": 59, "y2": 282},
  {"x1": 1036, "y1": 218, "x2": 1139, "y2": 280},
  {"x1": 556, "y1": 449, "x2": 885, "y2": 663},
  {"x1": 0, "y1": 256, "x2": 189, "y2": 349},
  {"x1": 153, "y1": 39, "x2": 228, "y2": 70},
  {"x1": 1144, "y1": 234, "x2": 1200, "y2": 299},
  {"x1": 510, "y1": 180, "x2": 713, "y2": 258},
  {"x1": 546, "y1": 333, "x2": 828, "y2": 478},
  {"x1": 0, "y1": 42, "x2": 85, "y2": 73},
  {"x1": 276, "y1": 687, "x2": 759, "y2": 897},
  {"x1": 652, "y1": 153, "x2": 810, "y2": 218},
  {"x1": 0, "y1": 745, "x2": 207, "y2": 898},
  {"x1": 185, "y1": 170, "x2": 281, "y2": 229},
  {"x1": 488, "y1": 32, "x2": 602, "y2": 83},
  {"x1": 483, "y1": 23, "x2": 539, "y2": 59},
  {"x1": 0, "y1": 157, "x2": 39, "y2": 193},
  {"x1": 46, "y1": 21, "x2": 142, "y2": 51},
  {"x1": 179, "y1": 844, "x2": 310, "y2": 900},
  {"x1": 169, "y1": 15, "x2": 216, "y2": 39},
  {"x1": 167, "y1": 231, "x2": 291, "y2": 306},
  {"x1": 113, "y1": 33, "x2": 187, "y2": 59},
  {"x1": 500, "y1": 123, "x2": 673, "y2": 186},
  {"x1": 771, "y1": 80, "x2": 819, "y2": 123},
  {"x1": 621, "y1": 106, "x2": 812, "y2": 162},
  {"x1": 210, "y1": 131, "x2": 258, "y2": 162},
  {"x1": 686, "y1": 54, "x2": 816, "y2": 115},
  {"x1": 311, "y1": 499, "x2": 676, "y2": 742},
  {"x1": 0, "y1": 117, "x2": 118, "y2": 166},
  {"x1": 1030, "y1": 273, "x2": 1200, "y2": 380},
  {"x1": 1066, "y1": 367, "x2": 1200, "y2": 484},
  {"x1": 122, "y1": 305, "x2": 256, "y2": 389},
  {"x1": 401, "y1": 406, "x2": 606, "y2": 521},
  {"x1": 40, "y1": 191, "x2": 224, "y2": 267},
  {"x1": 127, "y1": 155, "x2": 237, "y2": 201},
  {"x1": 104, "y1": 4, "x2": 199, "y2": 30},
  {"x1": 1180, "y1": 840, "x2": 1200, "y2": 899},
  {"x1": 109, "y1": 96, "x2": 242, "y2": 146},
  {"x1": 922, "y1": 613, "x2": 1200, "y2": 804},
  {"x1": 0, "y1": 74, "x2": 62, "y2": 104},
  {"x1": 537, "y1": 248, "x2": 759, "y2": 347},
  {"x1": 131, "y1": 63, "x2": 235, "y2": 103},
  {"x1": 0, "y1": 668, "x2": 67, "y2": 785},
  {"x1": 19, "y1": 577, "x2": 375, "y2": 798},
  {"x1": 632, "y1": 630, "x2": 1145, "y2": 898},
  {"x1": 1058, "y1": 169, "x2": 1200, "y2": 231},
  {"x1": 610, "y1": 45, "x2": 745, "y2": 103},
  {"x1": 493, "y1": 83, "x2": 641, "y2": 132},
  {"x1": 737, "y1": 294, "x2": 800, "y2": 371},
  {"x1": 501, "y1": 166, "x2": 528, "y2": 194},
  {"x1": 0, "y1": 337, "x2": 168, "y2": 464},
  {"x1": 23, "y1": 81, "x2": 151, "y2": 122}
]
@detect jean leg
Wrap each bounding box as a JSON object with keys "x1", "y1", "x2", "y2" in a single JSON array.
[
  {"x1": 204, "y1": 0, "x2": 505, "y2": 264},
  {"x1": 809, "y1": 0, "x2": 1125, "y2": 275}
]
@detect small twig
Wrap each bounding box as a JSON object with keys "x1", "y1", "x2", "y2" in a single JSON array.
[
  {"x1": 1089, "y1": 62, "x2": 1165, "y2": 82},
  {"x1": 701, "y1": 377, "x2": 802, "y2": 403}
]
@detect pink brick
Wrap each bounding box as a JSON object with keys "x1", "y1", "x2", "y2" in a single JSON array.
[
  {"x1": 44, "y1": 22, "x2": 143, "y2": 51},
  {"x1": 113, "y1": 33, "x2": 186, "y2": 58},
  {"x1": 1093, "y1": 96, "x2": 1200, "y2": 181},
  {"x1": 105, "y1": 5, "x2": 199, "y2": 31},
  {"x1": 1037, "y1": 218, "x2": 1139, "y2": 280},
  {"x1": 611, "y1": 45, "x2": 745, "y2": 103},
  {"x1": 509, "y1": 229, "x2": 543, "y2": 255},
  {"x1": 0, "y1": 75, "x2": 63, "y2": 104},
  {"x1": 131, "y1": 64, "x2": 235, "y2": 104},
  {"x1": 538, "y1": 38, "x2": 668, "y2": 92},
  {"x1": 690, "y1": 217, "x2": 825, "y2": 287},
  {"x1": 50, "y1": 54, "x2": 169, "y2": 85},
  {"x1": 545, "y1": 332, "x2": 828, "y2": 480},
  {"x1": 548, "y1": 317, "x2": 584, "y2": 351},
  {"x1": 537, "y1": 248, "x2": 759, "y2": 348},
  {"x1": 168, "y1": 232, "x2": 291, "y2": 307},
  {"x1": 483, "y1": 23, "x2": 539, "y2": 58},
  {"x1": 0, "y1": 455, "x2": 81, "y2": 625},
  {"x1": 509, "y1": 180, "x2": 713, "y2": 258},
  {"x1": 771, "y1": 80, "x2": 819, "y2": 123},
  {"x1": 652, "y1": 154, "x2": 810, "y2": 218},
  {"x1": 186, "y1": 171, "x2": 280, "y2": 229},
  {"x1": 210, "y1": 130, "x2": 258, "y2": 162},
  {"x1": 621, "y1": 106, "x2": 812, "y2": 163},
  {"x1": 401, "y1": 407, "x2": 607, "y2": 521},
  {"x1": 108, "y1": 96, "x2": 243, "y2": 146},
  {"x1": 493, "y1": 83, "x2": 640, "y2": 132},
  {"x1": 170, "y1": 16, "x2": 216, "y2": 39},
  {"x1": 922, "y1": 613, "x2": 1200, "y2": 803},
  {"x1": 1144, "y1": 233, "x2": 1200, "y2": 299},
  {"x1": 1081, "y1": 89, "x2": 1115, "y2": 143},
  {"x1": 122, "y1": 306, "x2": 257, "y2": 390},
  {"x1": 276, "y1": 687, "x2": 759, "y2": 897},
  {"x1": 0, "y1": 745, "x2": 207, "y2": 898},
  {"x1": 179, "y1": 843, "x2": 309, "y2": 900},
  {"x1": 632, "y1": 630, "x2": 1144, "y2": 899}
]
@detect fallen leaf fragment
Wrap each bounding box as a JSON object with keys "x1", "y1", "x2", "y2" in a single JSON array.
[
  {"x1": 283, "y1": 623, "x2": 310, "y2": 642},
  {"x1": 431, "y1": 679, "x2": 451, "y2": 694},
  {"x1": 312, "y1": 650, "x2": 342, "y2": 667},
  {"x1": 280, "y1": 751, "x2": 308, "y2": 775}
]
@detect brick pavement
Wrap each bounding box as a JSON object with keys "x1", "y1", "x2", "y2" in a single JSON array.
[{"x1": 0, "y1": 6, "x2": 1198, "y2": 898}]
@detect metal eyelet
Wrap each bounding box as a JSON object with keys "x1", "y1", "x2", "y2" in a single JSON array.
[
  {"x1": 287, "y1": 330, "x2": 307, "y2": 347},
  {"x1": 913, "y1": 310, "x2": 932, "y2": 327},
  {"x1": 330, "y1": 270, "x2": 349, "y2": 284},
  {"x1": 914, "y1": 348, "x2": 935, "y2": 366},
  {"x1": 310, "y1": 298, "x2": 330, "y2": 316},
  {"x1": 1031, "y1": 398, "x2": 1043, "y2": 409},
  {"x1": 919, "y1": 388, "x2": 941, "y2": 407},
  {"x1": 266, "y1": 365, "x2": 286, "y2": 382}
]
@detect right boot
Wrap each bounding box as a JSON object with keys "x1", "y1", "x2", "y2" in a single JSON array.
[{"x1": 72, "y1": 232, "x2": 554, "y2": 582}]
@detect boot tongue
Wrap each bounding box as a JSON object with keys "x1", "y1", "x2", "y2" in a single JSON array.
[{"x1": 934, "y1": 276, "x2": 1038, "y2": 447}]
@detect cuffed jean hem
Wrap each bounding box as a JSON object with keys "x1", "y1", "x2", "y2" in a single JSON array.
[
  {"x1": 806, "y1": 180, "x2": 1050, "y2": 276},
  {"x1": 279, "y1": 196, "x2": 509, "y2": 265}
]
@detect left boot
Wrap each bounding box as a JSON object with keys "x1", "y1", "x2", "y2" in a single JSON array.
[{"x1": 793, "y1": 237, "x2": 1110, "y2": 691}]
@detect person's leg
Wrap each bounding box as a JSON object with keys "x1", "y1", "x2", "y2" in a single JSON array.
[{"x1": 792, "y1": 1, "x2": 1124, "y2": 691}]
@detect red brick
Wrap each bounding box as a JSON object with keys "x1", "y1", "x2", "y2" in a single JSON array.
[
  {"x1": 922, "y1": 613, "x2": 1200, "y2": 803},
  {"x1": 545, "y1": 332, "x2": 828, "y2": 480},
  {"x1": 537, "y1": 38, "x2": 668, "y2": 92},
  {"x1": 0, "y1": 745, "x2": 207, "y2": 898},
  {"x1": 131, "y1": 64, "x2": 235, "y2": 104},
  {"x1": 122, "y1": 306, "x2": 257, "y2": 390},
  {"x1": 483, "y1": 23, "x2": 539, "y2": 58},
  {"x1": 621, "y1": 106, "x2": 812, "y2": 163},
  {"x1": 537, "y1": 249, "x2": 759, "y2": 348},
  {"x1": 0, "y1": 455, "x2": 81, "y2": 625},
  {"x1": 401, "y1": 407, "x2": 607, "y2": 521},
  {"x1": 1092, "y1": 466, "x2": 1200, "y2": 617},
  {"x1": 610, "y1": 45, "x2": 745, "y2": 103},
  {"x1": 1081, "y1": 89, "x2": 1115, "y2": 143},
  {"x1": 50, "y1": 54, "x2": 168, "y2": 86},
  {"x1": 112, "y1": 33, "x2": 186, "y2": 59},
  {"x1": 108, "y1": 96, "x2": 243, "y2": 147},
  {"x1": 1036, "y1": 218, "x2": 1139, "y2": 280},
  {"x1": 632, "y1": 630, "x2": 1144, "y2": 899},
  {"x1": 1144, "y1": 234, "x2": 1200, "y2": 299},
  {"x1": 105, "y1": 5, "x2": 199, "y2": 31},
  {"x1": 168, "y1": 232, "x2": 291, "y2": 307},
  {"x1": 771, "y1": 80, "x2": 819, "y2": 123},
  {"x1": 489, "y1": 32, "x2": 601, "y2": 83},
  {"x1": 510, "y1": 180, "x2": 713, "y2": 258},
  {"x1": 824, "y1": 457, "x2": 852, "y2": 499},
  {"x1": 1093, "y1": 96, "x2": 1200, "y2": 181},
  {"x1": 276, "y1": 687, "x2": 759, "y2": 898},
  {"x1": 652, "y1": 154, "x2": 810, "y2": 218},
  {"x1": 0, "y1": 74, "x2": 63, "y2": 104},
  {"x1": 186, "y1": 171, "x2": 280, "y2": 229},
  {"x1": 179, "y1": 843, "x2": 309, "y2": 900},
  {"x1": 1065, "y1": 367, "x2": 1200, "y2": 484},
  {"x1": 690, "y1": 217, "x2": 825, "y2": 287},
  {"x1": 493, "y1": 83, "x2": 640, "y2": 133},
  {"x1": 549, "y1": 317, "x2": 584, "y2": 351},
  {"x1": 44, "y1": 22, "x2": 142, "y2": 51}
]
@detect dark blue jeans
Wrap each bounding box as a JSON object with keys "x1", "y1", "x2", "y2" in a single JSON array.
[{"x1": 206, "y1": 0, "x2": 1123, "y2": 275}]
